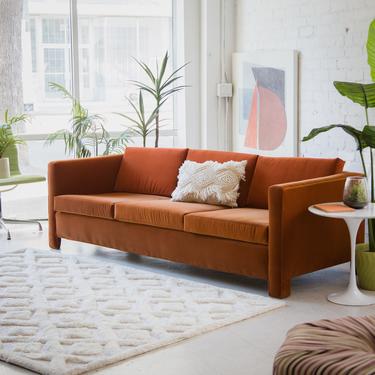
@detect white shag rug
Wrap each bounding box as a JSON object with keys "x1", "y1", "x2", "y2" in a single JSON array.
[{"x1": 0, "y1": 248, "x2": 285, "y2": 375}]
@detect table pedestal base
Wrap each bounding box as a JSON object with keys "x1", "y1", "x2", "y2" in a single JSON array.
[
  {"x1": 309, "y1": 204, "x2": 375, "y2": 306},
  {"x1": 328, "y1": 289, "x2": 375, "y2": 306}
]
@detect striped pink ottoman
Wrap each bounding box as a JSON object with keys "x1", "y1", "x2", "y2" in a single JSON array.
[{"x1": 273, "y1": 316, "x2": 375, "y2": 374}]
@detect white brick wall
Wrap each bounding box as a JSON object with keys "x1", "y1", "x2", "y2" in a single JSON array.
[{"x1": 235, "y1": 0, "x2": 375, "y2": 172}]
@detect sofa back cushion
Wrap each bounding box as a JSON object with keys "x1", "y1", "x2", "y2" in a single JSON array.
[
  {"x1": 186, "y1": 149, "x2": 258, "y2": 207},
  {"x1": 114, "y1": 147, "x2": 188, "y2": 196},
  {"x1": 247, "y1": 156, "x2": 345, "y2": 209}
]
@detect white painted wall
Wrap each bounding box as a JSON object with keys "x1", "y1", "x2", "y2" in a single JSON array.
[
  {"x1": 235, "y1": 0, "x2": 375, "y2": 171},
  {"x1": 174, "y1": 0, "x2": 202, "y2": 148},
  {"x1": 178, "y1": 0, "x2": 235, "y2": 151}
]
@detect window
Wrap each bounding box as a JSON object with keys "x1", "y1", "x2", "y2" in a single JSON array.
[
  {"x1": 22, "y1": 1, "x2": 71, "y2": 135},
  {"x1": 44, "y1": 48, "x2": 67, "y2": 95},
  {"x1": 22, "y1": 0, "x2": 174, "y2": 135}
]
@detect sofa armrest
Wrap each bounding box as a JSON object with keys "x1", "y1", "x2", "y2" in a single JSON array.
[
  {"x1": 268, "y1": 172, "x2": 362, "y2": 298},
  {"x1": 48, "y1": 154, "x2": 123, "y2": 248},
  {"x1": 48, "y1": 154, "x2": 123, "y2": 196}
]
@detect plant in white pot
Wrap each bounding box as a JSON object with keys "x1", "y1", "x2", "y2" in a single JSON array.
[
  {"x1": 0, "y1": 110, "x2": 27, "y2": 178},
  {"x1": 303, "y1": 18, "x2": 375, "y2": 290}
]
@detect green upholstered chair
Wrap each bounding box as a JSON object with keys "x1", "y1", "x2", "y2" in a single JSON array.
[{"x1": 0, "y1": 143, "x2": 45, "y2": 240}]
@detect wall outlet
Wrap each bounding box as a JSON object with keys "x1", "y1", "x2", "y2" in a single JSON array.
[{"x1": 217, "y1": 82, "x2": 233, "y2": 98}]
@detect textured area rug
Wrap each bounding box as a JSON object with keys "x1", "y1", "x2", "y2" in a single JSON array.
[{"x1": 0, "y1": 249, "x2": 285, "y2": 375}]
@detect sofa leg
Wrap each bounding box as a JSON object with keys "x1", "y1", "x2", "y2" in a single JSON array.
[
  {"x1": 49, "y1": 236, "x2": 61, "y2": 250},
  {"x1": 268, "y1": 277, "x2": 291, "y2": 299}
]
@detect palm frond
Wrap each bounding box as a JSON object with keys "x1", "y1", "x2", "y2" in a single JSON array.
[
  {"x1": 127, "y1": 81, "x2": 158, "y2": 99},
  {"x1": 49, "y1": 82, "x2": 75, "y2": 101},
  {"x1": 133, "y1": 57, "x2": 156, "y2": 84},
  {"x1": 160, "y1": 62, "x2": 189, "y2": 90}
]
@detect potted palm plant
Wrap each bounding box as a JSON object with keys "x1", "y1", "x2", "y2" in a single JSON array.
[
  {"x1": 46, "y1": 83, "x2": 130, "y2": 157},
  {"x1": 125, "y1": 52, "x2": 188, "y2": 147},
  {"x1": 0, "y1": 110, "x2": 27, "y2": 178},
  {"x1": 303, "y1": 18, "x2": 375, "y2": 290}
]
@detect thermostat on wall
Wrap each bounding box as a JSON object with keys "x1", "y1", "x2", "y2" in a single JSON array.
[{"x1": 217, "y1": 83, "x2": 233, "y2": 98}]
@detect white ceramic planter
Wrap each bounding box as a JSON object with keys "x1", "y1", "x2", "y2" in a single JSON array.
[{"x1": 0, "y1": 157, "x2": 11, "y2": 178}]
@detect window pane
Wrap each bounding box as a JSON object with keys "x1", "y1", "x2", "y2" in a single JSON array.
[
  {"x1": 22, "y1": 0, "x2": 71, "y2": 134},
  {"x1": 77, "y1": 0, "x2": 174, "y2": 137},
  {"x1": 42, "y1": 18, "x2": 68, "y2": 43}
]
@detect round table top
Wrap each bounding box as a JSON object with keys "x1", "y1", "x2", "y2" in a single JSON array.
[{"x1": 309, "y1": 202, "x2": 375, "y2": 220}]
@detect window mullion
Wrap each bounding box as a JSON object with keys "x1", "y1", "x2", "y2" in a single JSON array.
[{"x1": 69, "y1": 0, "x2": 80, "y2": 100}]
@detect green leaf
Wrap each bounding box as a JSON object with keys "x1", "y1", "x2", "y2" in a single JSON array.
[
  {"x1": 367, "y1": 19, "x2": 375, "y2": 82},
  {"x1": 133, "y1": 58, "x2": 156, "y2": 84},
  {"x1": 159, "y1": 75, "x2": 183, "y2": 91},
  {"x1": 139, "y1": 91, "x2": 145, "y2": 121},
  {"x1": 334, "y1": 81, "x2": 375, "y2": 108},
  {"x1": 49, "y1": 82, "x2": 75, "y2": 101},
  {"x1": 161, "y1": 62, "x2": 189, "y2": 90},
  {"x1": 128, "y1": 81, "x2": 157, "y2": 96},
  {"x1": 160, "y1": 85, "x2": 186, "y2": 99},
  {"x1": 302, "y1": 124, "x2": 367, "y2": 150},
  {"x1": 157, "y1": 52, "x2": 169, "y2": 89},
  {"x1": 115, "y1": 112, "x2": 141, "y2": 126},
  {"x1": 363, "y1": 125, "x2": 375, "y2": 148}
]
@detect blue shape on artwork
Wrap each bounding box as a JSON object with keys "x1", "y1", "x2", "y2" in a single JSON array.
[{"x1": 240, "y1": 88, "x2": 253, "y2": 135}]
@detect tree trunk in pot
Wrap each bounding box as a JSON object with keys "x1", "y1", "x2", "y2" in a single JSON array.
[
  {"x1": 0, "y1": 0, "x2": 24, "y2": 118},
  {"x1": 0, "y1": 0, "x2": 27, "y2": 168}
]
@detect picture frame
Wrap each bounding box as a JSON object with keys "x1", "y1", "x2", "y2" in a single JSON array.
[{"x1": 232, "y1": 50, "x2": 299, "y2": 156}]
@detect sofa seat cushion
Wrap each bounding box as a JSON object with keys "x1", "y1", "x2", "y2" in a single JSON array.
[
  {"x1": 54, "y1": 193, "x2": 168, "y2": 219},
  {"x1": 115, "y1": 200, "x2": 224, "y2": 230},
  {"x1": 248, "y1": 156, "x2": 345, "y2": 209},
  {"x1": 184, "y1": 208, "x2": 269, "y2": 244},
  {"x1": 187, "y1": 149, "x2": 258, "y2": 207},
  {"x1": 114, "y1": 147, "x2": 188, "y2": 196}
]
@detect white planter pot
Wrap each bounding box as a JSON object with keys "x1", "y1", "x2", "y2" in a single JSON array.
[{"x1": 0, "y1": 157, "x2": 10, "y2": 178}]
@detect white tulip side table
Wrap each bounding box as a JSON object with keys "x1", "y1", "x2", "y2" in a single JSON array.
[{"x1": 309, "y1": 202, "x2": 375, "y2": 306}]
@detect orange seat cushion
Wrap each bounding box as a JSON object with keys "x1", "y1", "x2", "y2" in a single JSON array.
[
  {"x1": 184, "y1": 208, "x2": 269, "y2": 244},
  {"x1": 114, "y1": 147, "x2": 188, "y2": 196},
  {"x1": 54, "y1": 193, "x2": 168, "y2": 219},
  {"x1": 115, "y1": 200, "x2": 224, "y2": 230},
  {"x1": 248, "y1": 156, "x2": 345, "y2": 209},
  {"x1": 187, "y1": 149, "x2": 258, "y2": 207}
]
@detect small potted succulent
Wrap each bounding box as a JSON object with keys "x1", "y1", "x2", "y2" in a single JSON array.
[{"x1": 0, "y1": 110, "x2": 27, "y2": 178}]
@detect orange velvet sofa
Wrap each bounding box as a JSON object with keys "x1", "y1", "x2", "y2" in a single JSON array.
[{"x1": 48, "y1": 147, "x2": 358, "y2": 298}]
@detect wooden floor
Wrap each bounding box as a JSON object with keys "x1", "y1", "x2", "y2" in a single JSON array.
[{"x1": 1, "y1": 223, "x2": 375, "y2": 375}]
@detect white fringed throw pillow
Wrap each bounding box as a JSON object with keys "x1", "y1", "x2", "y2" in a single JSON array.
[{"x1": 171, "y1": 160, "x2": 247, "y2": 207}]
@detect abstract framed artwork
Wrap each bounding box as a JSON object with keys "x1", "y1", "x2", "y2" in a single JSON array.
[{"x1": 232, "y1": 50, "x2": 299, "y2": 156}]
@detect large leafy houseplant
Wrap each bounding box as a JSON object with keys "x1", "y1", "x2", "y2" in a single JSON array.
[
  {"x1": 46, "y1": 83, "x2": 130, "y2": 158},
  {"x1": 126, "y1": 52, "x2": 188, "y2": 147},
  {"x1": 303, "y1": 19, "x2": 375, "y2": 251},
  {"x1": 303, "y1": 19, "x2": 375, "y2": 289}
]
